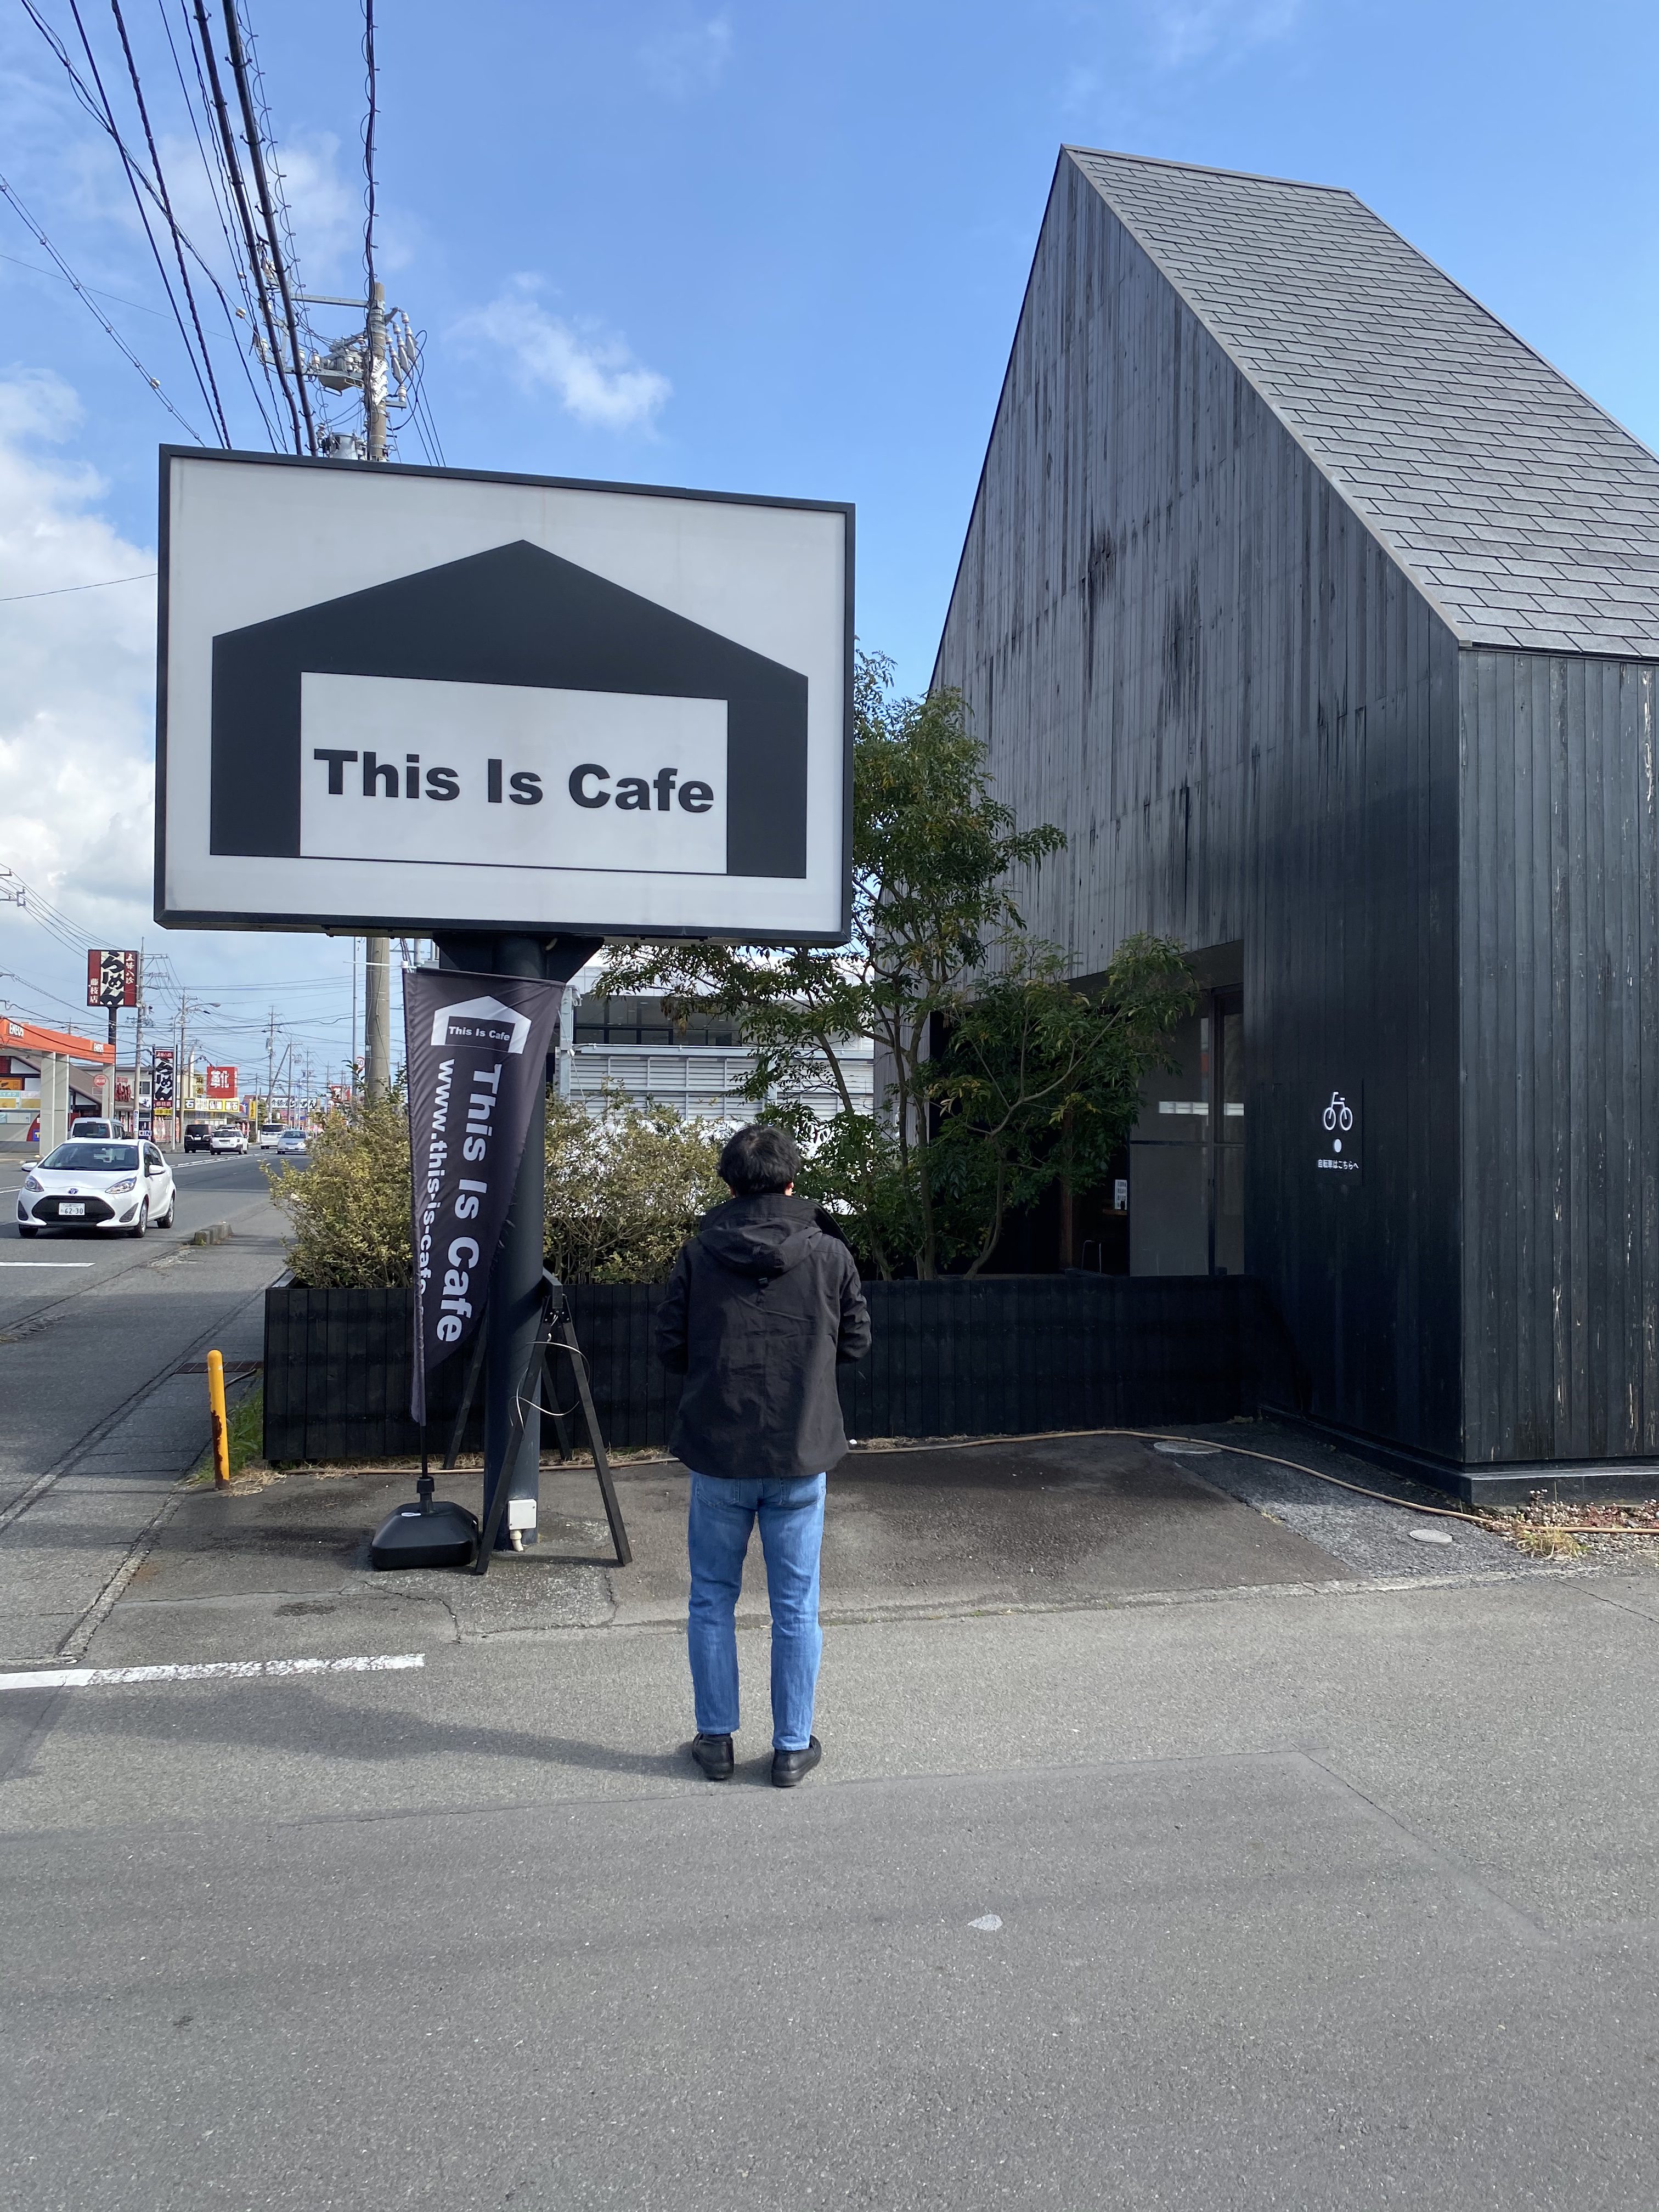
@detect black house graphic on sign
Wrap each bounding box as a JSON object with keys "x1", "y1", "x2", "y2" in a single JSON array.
[{"x1": 208, "y1": 539, "x2": 809, "y2": 877}]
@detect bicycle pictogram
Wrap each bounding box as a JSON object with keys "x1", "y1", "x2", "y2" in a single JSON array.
[{"x1": 1322, "y1": 1092, "x2": 1353, "y2": 1134}]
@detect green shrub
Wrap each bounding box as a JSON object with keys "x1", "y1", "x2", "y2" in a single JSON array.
[
  {"x1": 545, "y1": 1090, "x2": 724, "y2": 1283},
  {"x1": 270, "y1": 1082, "x2": 724, "y2": 1289},
  {"x1": 267, "y1": 1085, "x2": 414, "y2": 1288}
]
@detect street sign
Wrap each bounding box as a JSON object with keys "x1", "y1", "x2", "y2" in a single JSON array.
[
  {"x1": 87, "y1": 949, "x2": 138, "y2": 1009},
  {"x1": 205, "y1": 1064, "x2": 238, "y2": 1097},
  {"x1": 155, "y1": 449, "x2": 853, "y2": 945}
]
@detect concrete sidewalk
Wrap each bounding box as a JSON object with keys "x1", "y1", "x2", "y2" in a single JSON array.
[{"x1": 83, "y1": 1420, "x2": 1576, "y2": 1671}]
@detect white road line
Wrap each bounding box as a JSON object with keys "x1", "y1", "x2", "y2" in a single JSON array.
[
  {"x1": 0, "y1": 1262, "x2": 94, "y2": 1268},
  {"x1": 0, "y1": 1653, "x2": 426, "y2": 1691}
]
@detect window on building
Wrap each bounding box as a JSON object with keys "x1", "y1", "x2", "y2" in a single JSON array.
[{"x1": 572, "y1": 996, "x2": 740, "y2": 1048}]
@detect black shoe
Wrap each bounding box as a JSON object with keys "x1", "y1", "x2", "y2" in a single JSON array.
[
  {"x1": 771, "y1": 1737, "x2": 822, "y2": 1789},
  {"x1": 691, "y1": 1733, "x2": 733, "y2": 1781}
]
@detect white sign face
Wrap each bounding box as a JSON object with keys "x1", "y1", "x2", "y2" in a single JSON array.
[
  {"x1": 156, "y1": 451, "x2": 852, "y2": 942},
  {"x1": 297, "y1": 676, "x2": 730, "y2": 875}
]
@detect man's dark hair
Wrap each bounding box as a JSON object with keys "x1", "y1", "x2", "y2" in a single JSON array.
[{"x1": 718, "y1": 1122, "x2": 802, "y2": 1197}]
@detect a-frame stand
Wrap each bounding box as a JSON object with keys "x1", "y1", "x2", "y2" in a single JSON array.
[{"x1": 460, "y1": 1271, "x2": 631, "y2": 1574}]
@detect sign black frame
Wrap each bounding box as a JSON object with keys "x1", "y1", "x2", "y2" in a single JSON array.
[{"x1": 153, "y1": 447, "x2": 856, "y2": 945}]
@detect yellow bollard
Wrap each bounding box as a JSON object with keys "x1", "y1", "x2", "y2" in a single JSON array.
[{"x1": 207, "y1": 1348, "x2": 230, "y2": 1488}]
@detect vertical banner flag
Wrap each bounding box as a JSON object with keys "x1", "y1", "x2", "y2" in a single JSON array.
[
  {"x1": 151, "y1": 1048, "x2": 175, "y2": 1106},
  {"x1": 402, "y1": 967, "x2": 564, "y2": 1423}
]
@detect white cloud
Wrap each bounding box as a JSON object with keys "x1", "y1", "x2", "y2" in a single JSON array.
[
  {"x1": 0, "y1": 373, "x2": 158, "y2": 937},
  {"x1": 1144, "y1": 0, "x2": 1301, "y2": 68},
  {"x1": 450, "y1": 279, "x2": 671, "y2": 432},
  {"x1": 640, "y1": 9, "x2": 733, "y2": 99},
  {"x1": 269, "y1": 132, "x2": 359, "y2": 280}
]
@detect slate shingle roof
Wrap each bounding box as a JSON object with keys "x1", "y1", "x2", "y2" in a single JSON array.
[{"x1": 1068, "y1": 148, "x2": 1659, "y2": 660}]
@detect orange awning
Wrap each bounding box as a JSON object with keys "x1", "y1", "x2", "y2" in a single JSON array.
[{"x1": 1, "y1": 1016, "x2": 116, "y2": 1065}]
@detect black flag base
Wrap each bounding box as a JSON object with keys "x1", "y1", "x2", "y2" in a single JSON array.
[{"x1": 370, "y1": 1472, "x2": 481, "y2": 1571}]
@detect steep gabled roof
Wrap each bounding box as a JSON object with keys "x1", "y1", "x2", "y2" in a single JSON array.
[{"x1": 1068, "y1": 147, "x2": 1659, "y2": 660}]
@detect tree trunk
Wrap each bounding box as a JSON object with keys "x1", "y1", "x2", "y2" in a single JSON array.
[{"x1": 1058, "y1": 1105, "x2": 1076, "y2": 1271}]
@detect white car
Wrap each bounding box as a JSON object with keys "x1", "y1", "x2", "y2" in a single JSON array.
[
  {"x1": 209, "y1": 1124, "x2": 249, "y2": 1154},
  {"x1": 68, "y1": 1118, "x2": 116, "y2": 1140},
  {"x1": 18, "y1": 1138, "x2": 177, "y2": 1238},
  {"x1": 275, "y1": 1128, "x2": 307, "y2": 1156},
  {"x1": 257, "y1": 1122, "x2": 284, "y2": 1150}
]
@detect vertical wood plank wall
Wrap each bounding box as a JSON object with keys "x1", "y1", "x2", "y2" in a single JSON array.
[
  {"x1": 1460, "y1": 651, "x2": 1659, "y2": 1461},
  {"x1": 933, "y1": 155, "x2": 1465, "y2": 1460}
]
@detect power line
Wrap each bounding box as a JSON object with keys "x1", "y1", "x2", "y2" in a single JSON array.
[
  {"x1": 107, "y1": 0, "x2": 233, "y2": 443},
  {"x1": 157, "y1": 0, "x2": 283, "y2": 443},
  {"x1": 61, "y1": 0, "x2": 223, "y2": 440},
  {"x1": 362, "y1": 0, "x2": 377, "y2": 296},
  {"x1": 219, "y1": 0, "x2": 316, "y2": 453},
  {"x1": 21, "y1": 0, "x2": 224, "y2": 426},
  {"x1": 0, "y1": 572, "x2": 156, "y2": 605},
  {"x1": 190, "y1": 0, "x2": 303, "y2": 452},
  {"x1": 0, "y1": 172, "x2": 207, "y2": 441},
  {"x1": 0, "y1": 245, "x2": 167, "y2": 317},
  {"x1": 14, "y1": 0, "x2": 277, "y2": 444}
]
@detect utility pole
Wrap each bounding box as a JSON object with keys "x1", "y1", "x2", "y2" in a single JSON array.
[
  {"x1": 364, "y1": 936, "x2": 391, "y2": 1100},
  {"x1": 265, "y1": 1006, "x2": 278, "y2": 1125},
  {"x1": 362, "y1": 276, "x2": 392, "y2": 1098},
  {"x1": 127, "y1": 943, "x2": 146, "y2": 1138}
]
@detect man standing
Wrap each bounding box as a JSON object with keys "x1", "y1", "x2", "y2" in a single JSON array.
[{"x1": 656, "y1": 1122, "x2": 871, "y2": 1787}]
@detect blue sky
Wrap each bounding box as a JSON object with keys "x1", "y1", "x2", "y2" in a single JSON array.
[{"x1": 1, "y1": 0, "x2": 1656, "y2": 1080}]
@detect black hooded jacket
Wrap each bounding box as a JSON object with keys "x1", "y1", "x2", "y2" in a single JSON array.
[{"x1": 656, "y1": 1194, "x2": 872, "y2": 1480}]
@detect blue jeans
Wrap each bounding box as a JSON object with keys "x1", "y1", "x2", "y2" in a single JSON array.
[{"x1": 686, "y1": 1471, "x2": 826, "y2": 1751}]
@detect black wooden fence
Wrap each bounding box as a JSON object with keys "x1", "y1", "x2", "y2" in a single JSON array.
[{"x1": 263, "y1": 1274, "x2": 1305, "y2": 1464}]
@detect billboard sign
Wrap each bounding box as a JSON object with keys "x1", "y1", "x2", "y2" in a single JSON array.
[
  {"x1": 205, "y1": 1064, "x2": 238, "y2": 1098},
  {"x1": 151, "y1": 1047, "x2": 175, "y2": 1105},
  {"x1": 87, "y1": 949, "x2": 139, "y2": 1009},
  {"x1": 155, "y1": 450, "x2": 853, "y2": 944}
]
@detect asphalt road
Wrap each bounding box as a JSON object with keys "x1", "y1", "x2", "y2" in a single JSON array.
[
  {"x1": 2, "y1": 1573, "x2": 1656, "y2": 2210},
  {"x1": 0, "y1": 1150, "x2": 281, "y2": 1516}
]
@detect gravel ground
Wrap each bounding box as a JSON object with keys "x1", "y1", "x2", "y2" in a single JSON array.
[{"x1": 1144, "y1": 1419, "x2": 1575, "y2": 1582}]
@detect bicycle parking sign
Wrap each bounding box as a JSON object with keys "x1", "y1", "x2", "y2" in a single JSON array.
[{"x1": 1314, "y1": 1086, "x2": 1362, "y2": 1179}]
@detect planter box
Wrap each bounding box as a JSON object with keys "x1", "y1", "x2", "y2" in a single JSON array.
[{"x1": 264, "y1": 1274, "x2": 1304, "y2": 1465}]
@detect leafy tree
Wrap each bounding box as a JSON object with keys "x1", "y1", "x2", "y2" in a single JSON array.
[
  {"x1": 928, "y1": 937, "x2": 1197, "y2": 1273},
  {"x1": 603, "y1": 652, "x2": 1194, "y2": 1274}
]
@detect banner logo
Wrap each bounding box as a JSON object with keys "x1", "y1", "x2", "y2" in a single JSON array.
[{"x1": 427, "y1": 995, "x2": 532, "y2": 1056}]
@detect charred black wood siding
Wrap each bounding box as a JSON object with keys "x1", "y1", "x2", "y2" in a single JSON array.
[
  {"x1": 262, "y1": 1277, "x2": 1304, "y2": 1462},
  {"x1": 1460, "y1": 651, "x2": 1659, "y2": 1461},
  {"x1": 934, "y1": 153, "x2": 1464, "y2": 1461}
]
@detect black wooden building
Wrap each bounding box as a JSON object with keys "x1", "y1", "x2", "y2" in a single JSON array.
[{"x1": 934, "y1": 148, "x2": 1659, "y2": 1480}]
